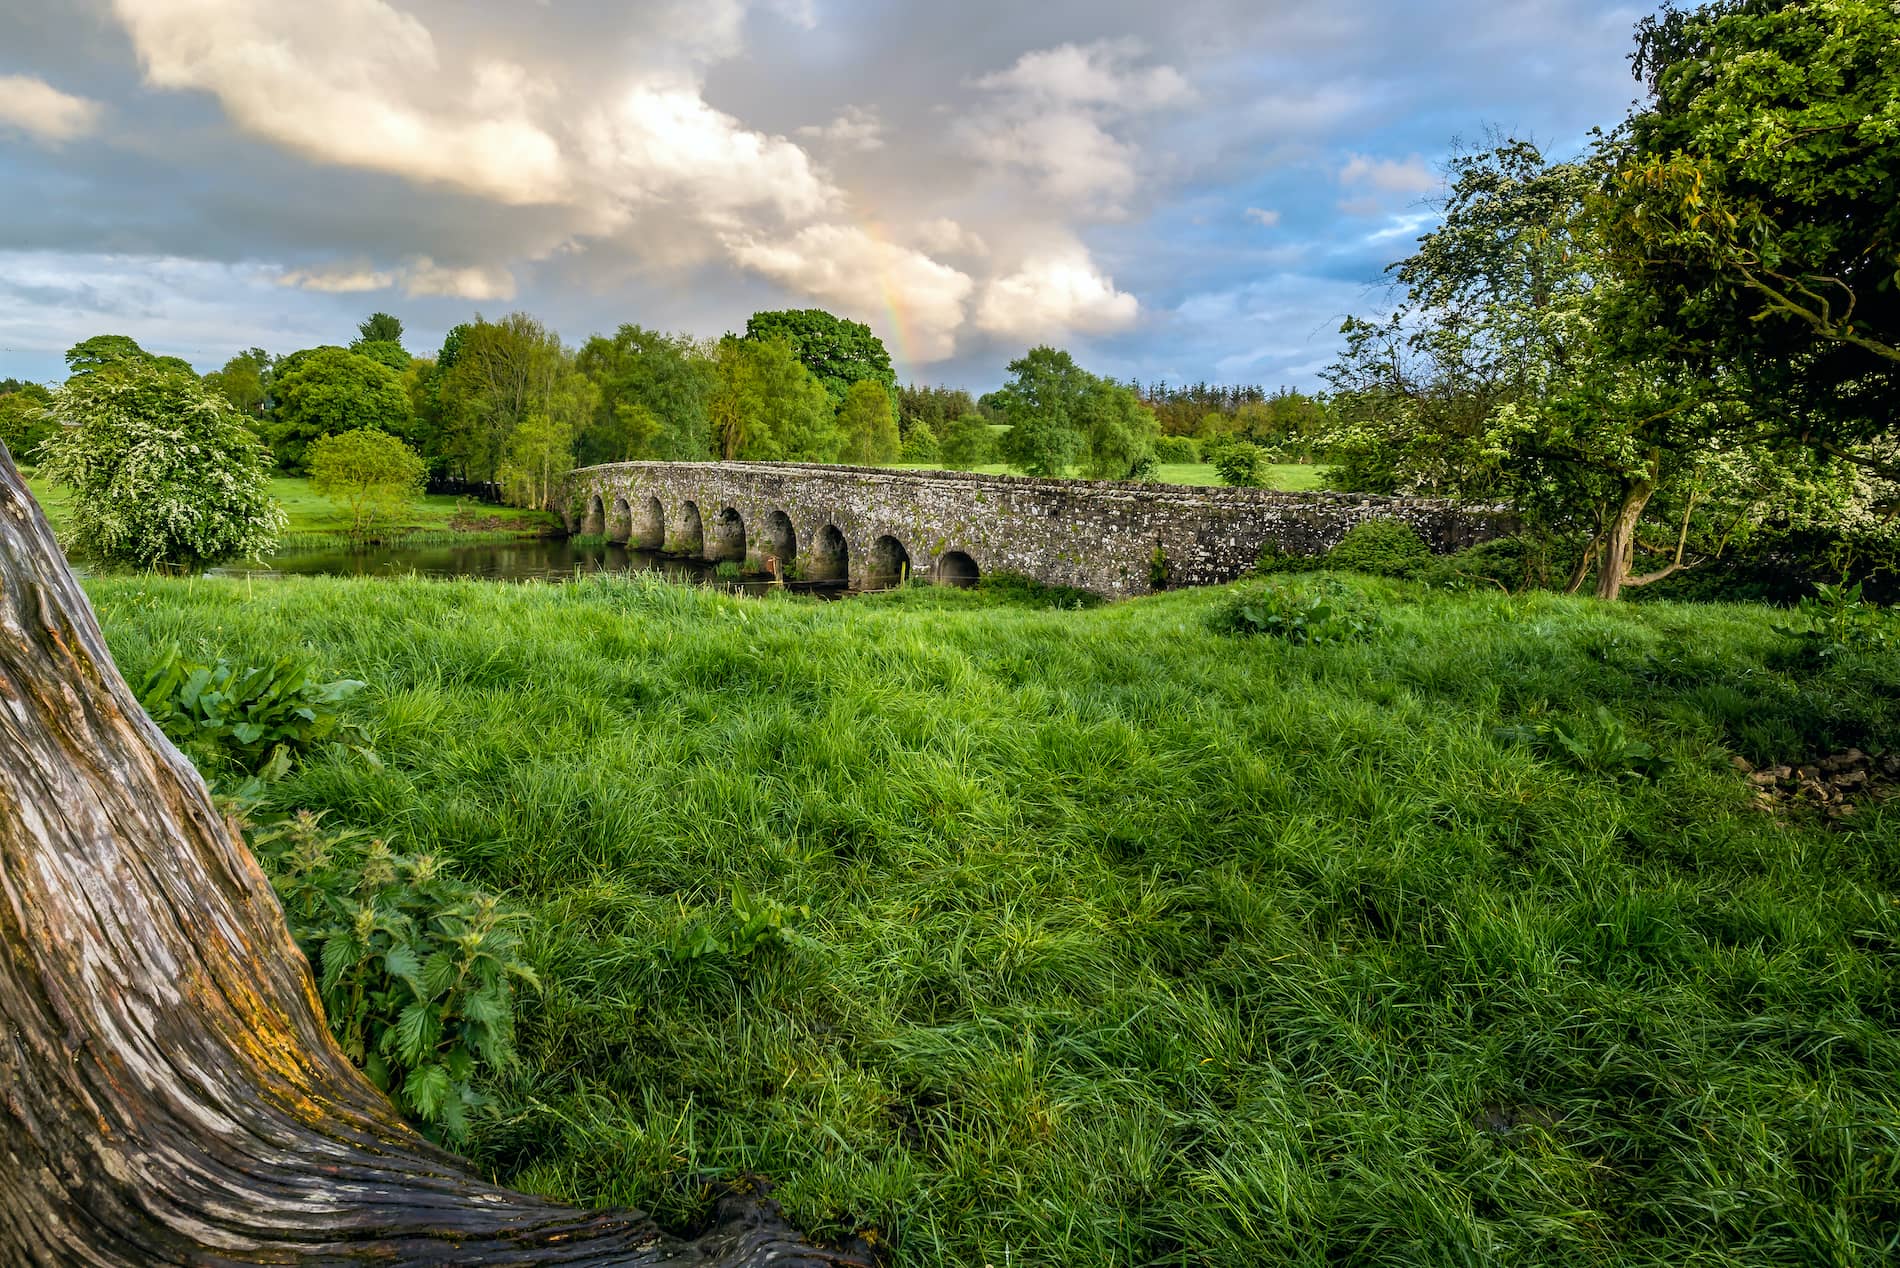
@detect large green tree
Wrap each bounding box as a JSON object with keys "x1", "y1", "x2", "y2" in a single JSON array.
[
  {"x1": 437, "y1": 314, "x2": 594, "y2": 487},
  {"x1": 64, "y1": 335, "x2": 194, "y2": 379},
  {"x1": 36, "y1": 361, "x2": 283, "y2": 567},
  {"x1": 203, "y1": 348, "x2": 272, "y2": 421},
  {"x1": 574, "y1": 325, "x2": 716, "y2": 464},
  {"x1": 743, "y1": 309, "x2": 896, "y2": 406},
  {"x1": 1609, "y1": 0, "x2": 1900, "y2": 475},
  {"x1": 836, "y1": 379, "x2": 900, "y2": 465},
  {"x1": 1075, "y1": 379, "x2": 1161, "y2": 480},
  {"x1": 268, "y1": 347, "x2": 413, "y2": 472},
  {"x1": 0, "y1": 382, "x2": 56, "y2": 461},
  {"x1": 708, "y1": 337, "x2": 838, "y2": 462},
  {"x1": 994, "y1": 346, "x2": 1093, "y2": 477},
  {"x1": 1327, "y1": 141, "x2": 1768, "y2": 599}
]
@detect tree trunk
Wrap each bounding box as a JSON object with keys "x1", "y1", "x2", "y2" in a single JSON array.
[
  {"x1": 1594, "y1": 471, "x2": 1657, "y2": 602},
  {"x1": 0, "y1": 445, "x2": 870, "y2": 1266}
]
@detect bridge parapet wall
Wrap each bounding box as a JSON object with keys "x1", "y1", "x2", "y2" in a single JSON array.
[{"x1": 566, "y1": 461, "x2": 1514, "y2": 597}]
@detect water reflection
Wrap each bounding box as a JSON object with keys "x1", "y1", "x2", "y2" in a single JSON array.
[{"x1": 209, "y1": 539, "x2": 845, "y2": 596}]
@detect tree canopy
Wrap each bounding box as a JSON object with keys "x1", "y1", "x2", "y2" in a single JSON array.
[
  {"x1": 709, "y1": 336, "x2": 838, "y2": 463},
  {"x1": 836, "y1": 379, "x2": 900, "y2": 466},
  {"x1": 574, "y1": 325, "x2": 716, "y2": 464},
  {"x1": 307, "y1": 427, "x2": 427, "y2": 541},
  {"x1": 743, "y1": 309, "x2": 896, "y2": 405},
  {"x1": 36, "y1": 361, "x2": 283, "y2": 567},
  {"x1": 269, "y1": 346, "x2": 413, "y2": 472},
  {"x1": 995, "y1": 346, "x2": 1093, "y2": 477}
]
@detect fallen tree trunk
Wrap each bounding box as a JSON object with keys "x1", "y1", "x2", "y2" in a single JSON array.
[{"x1": 0, "y1": 445, "x2": 869, "y2": 1266}]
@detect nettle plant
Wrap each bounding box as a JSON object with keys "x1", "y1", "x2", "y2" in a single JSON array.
[
  {"x1": 1210, "y1": 580, "x2": 1378, "y2": 646},
  {"x1": 1774, "y1": 582, "x2": 1894, "y2": 662},
  {"x1": 252, "y1": 812, "x2": 539, "y2": 1143},
  {"x1": 136, "y1": 647, "x2": 373, "y2": 777}
]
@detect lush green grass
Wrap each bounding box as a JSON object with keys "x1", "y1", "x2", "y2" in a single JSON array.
[
  {"x1": 84, "y1": 573, "x2": 1900, "y2": 1265},
  {"x1": 25, "y1": 473, "x2": 560, "y2": 542},
  {"x1": 887, "y1": 461, "x2": 1329, "y2": 491}
]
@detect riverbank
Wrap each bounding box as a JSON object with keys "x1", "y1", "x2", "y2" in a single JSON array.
[
  {"x1": 83, "y1": 570, "x2": 1900, "y2": 1266},
  {"x1": 25, "y1": 473, "x2": 563, "y2": 547}
]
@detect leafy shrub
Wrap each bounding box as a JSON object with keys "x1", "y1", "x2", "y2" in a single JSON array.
[
  {"x1": 252, "y1": 812, "x2": 539, "y2": 1142},
  {"x1": 1325, "y1": 519, "x2": 1432, "y2": 578},
  {"x1": 1422, "y1": 535, "x2": 1545, "y2": 592},
  {"x1": 1256, "y1": 542, "x2": 1325, "y2": 575},
  {"x1": 901, "y1": 421, "x2": 940, "y2": 464},
  {"x1": 978, "y1": 570, "x2": 1105, "y2": 609},
  {"x1": 37, "y1": 361, "x2": 284, "y2": 567},
  {"x1": 308, "y1": 427, "x2": 427, "y2": 543},
  {"x1": 137, "y1": 647, "x2": 371, "y2": 775},
  {"x1": 939, "y1": 413, "x2": 993, "y2": 469},
  {"x1": 1154, "y1": 435, "x2": 1201, "y2": 464},
  {"x1": 1209, "y1": 581, "x2": 1377, "y2": 645},
  {"x1": 1211, "y1": 440, "x2": 1267, "y2": 488},
  {"x1": 1773, "y1": 581, "x2": 1895, "y2": 661},
  {"x1": 665, "y1": 882, "x2": 818, "y2": 964},
  {"x1": 1498, "y1": 707, "x2": 1664, "y2": 781}
]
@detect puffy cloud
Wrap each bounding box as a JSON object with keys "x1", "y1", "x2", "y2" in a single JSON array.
[
  {"x1": 113, "y1": 0, "x2": 568, "y2": 205},
  {"x1": 974, "y1": 246, "x2": 1138, "y2": 342},
  {"x1": 1244, "y1": 207, "x2": 1281, "y2": 228},
  {"x1": 0, "y1": 74, "x2": 103, "y2": 143},
  {"x1": 1338, "y1": 152, "x2": 1439, "y2": 214},
  {"x1": 960, "y1": 39, "x2": 1191, "y2": 215},
  {"x1": 797, "y1": 105, "x2": 885, "y2": 153},
  {"x1": 279, "y1": 257, "x2": 515, "y2": 301},
  {"x1": 725, "y1": 224, "x2": 973, "y2": 361},
  {"x1": 577, "y1": 80, "x2": 839, "y2": 227},
  {"x1": 913, "y1": 218, "x2": 988, "y2": 258}
]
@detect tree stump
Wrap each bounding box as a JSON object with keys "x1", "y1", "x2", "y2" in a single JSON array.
[{"x1": 0, "y1": 444, "x2": 870, "y2": 1266}]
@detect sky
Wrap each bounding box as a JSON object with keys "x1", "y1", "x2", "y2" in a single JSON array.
[{"x1": 0, "y1": 0, "x2": 1651, "y2": 392}]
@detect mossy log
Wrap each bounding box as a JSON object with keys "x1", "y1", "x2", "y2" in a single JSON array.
[{"x1": 0, "y1": 445, "x2": 869, "y2": 1266}]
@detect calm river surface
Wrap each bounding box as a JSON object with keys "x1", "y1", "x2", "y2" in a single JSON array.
[{"x1": 209, "y1": 539, "x2": 844, "y2": 596}]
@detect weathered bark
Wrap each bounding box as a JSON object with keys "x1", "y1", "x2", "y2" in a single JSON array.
[
  {"x1": 0, "y1": 444, "x2": 870, "y2": 1266},
  {"x1": 1594, "y1": 468, "x2": 1658, "y2": 602}
]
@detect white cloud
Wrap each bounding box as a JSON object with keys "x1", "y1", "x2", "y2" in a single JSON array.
[
  {"x1": 913, "y1": 218, "x2": 988, "y2": 258},
  {"x1": 797, "y1": 105, "x2": 885, "y2": 152},
  {"x1": 1340, "y1": 153, "x2": 1438, "y2": 194},
  {"x1": 961, "y1": 39, "x2": 1191, "y2": 215},
  {"x1": 973, "y1": 39, "x2": 1192, "y2": 110},
  {"x1": 278, "y1": 256, "x2": 515, "y2": 301},
  {"x1": 114, "y1": 0, "x2": 568, "y2": 205},
  {"x1": 725, "y1": 224, "x2": 972, "y2": 362},
  {"x1": 0, "y1": 75, "x2": 103, "y2": 144},
  {"x1": 1245, "y1": 207, "x2": 1281, "y2": 227},
  {"x1": 578, "y1": 79, "x2": 839, "y2": 226},
  {"x1": 974, "y1": 246, "x2": 1138, "y2": 342}
]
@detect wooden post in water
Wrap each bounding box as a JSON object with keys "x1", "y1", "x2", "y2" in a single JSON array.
[{"x1": 0, "y1": 444, "x2": 867, "y2": 1266}]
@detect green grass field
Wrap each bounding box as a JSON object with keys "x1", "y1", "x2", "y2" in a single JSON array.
[
  {"x1": 25, "y1": 474, "x2": 560, "y2": 543},
  {"x1": 887, "y1": 461, "x2": 1329, "y2": 491},
  {"x1": 82, "y1": 571, "x2": 1900, "y2": 1265}
]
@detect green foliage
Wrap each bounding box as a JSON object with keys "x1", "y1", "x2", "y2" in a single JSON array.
[
  {"x1": 1324, "y1": 519, "x2": 1432, "y2": 578},
  {"x1": 351, "y1": 339, "x2": 412, "y2": 372},
  {"x1": 666, "y1": 882, "x2": 818, "y2": 964},
  {"x1": 574, "y1": 325, "x2": 716, "y2": 464},
  {"x1": 897, "y1": 384, "x2": 977, "y2": 441},
  {"x1": 937, "y1": 413, "x2": 993, "y2": 469},
  {"x1": 1154, "y1": 435, "x2": 1200, "y2": 464},
  {"x1": 0, "y1": 382, "x2": 56, "y2": 460},
  {"x1": 64, "y1": 334, "x2": 192, "y2": 378},
  {"x1": 203, "y1": 348, "x2": 272, "y2": 421},
  {"x1": 974, "y1": 570, "x2": 1104, "y2": 609},
  {"x1": 1075, "y1": 379, "x2": 1159, "y2": 480},
  {"x1": 135, "y1": 646, "x2": 369, "y2": 774},
  {"x1": 269, "y1": 347, "x2": 413, "y2": 472},
  {"x1": 1773, "y1": 581, "x2": 1895, "y2": 662},
  {"x1": 1499, "y1": 706, "x2": 1664, "y2": 781},
  {"x1": 437, "y1": 314, "x2": 594, "y2": 487},
  {"x1": 836, "y1": 379, "x2": 900, "y2": 465},
  {"x1": 899, "y1": 420, "x2": 939, "y2": 464},
  {"x1": 497, "y1": 411, "x2": 578, "y2": 512},
  {"x1": 38, "y1": 362, "x2": 284, "y2": 567},
  {"x1": 356, "y1": 312, "x2": 405, "y2": 346},
  {"x1": 308, "y1": 428, "x2": 428, "y2": 542},
  {"x1": 252, "y1": 812, "x2": 538, "y2": 1143},
  {"x1": 709, "y1": 336, "x2": 838, "y2": 463},
  {"x1": 743, "y1": 309, "x2": 896, "y2": 405},
  {"x1": 1208, "y1": 579, "x2": 1377, "y2": 644},
  {"x1": 1612, "y1": 0, "x2": 1900, "y2": 460},
  {"x1": 1210, "y1": 439, "x2": 1266, "y2": 487},
  {"x1": 995, "y1": 346, "x2": 1091, "y2": 476}
]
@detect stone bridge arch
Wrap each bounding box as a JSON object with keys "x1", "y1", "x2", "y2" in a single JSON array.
[{"x1": 565, "y1": 461, "x2": 1514, "y2": 597}]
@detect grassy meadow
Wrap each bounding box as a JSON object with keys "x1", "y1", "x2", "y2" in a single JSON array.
[{"x1": 81, "y1": 568, "x2": 1900, "y2": 1266}]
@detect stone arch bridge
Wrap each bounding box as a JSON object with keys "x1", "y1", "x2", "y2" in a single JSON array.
[{"x1": 565, "y1": 461, "x2": 1513, "y2": 598}]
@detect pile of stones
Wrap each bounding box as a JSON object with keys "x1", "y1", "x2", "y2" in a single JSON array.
[{"x1": 1735, "y1": 749, "x2": 1899, "y2": 819}]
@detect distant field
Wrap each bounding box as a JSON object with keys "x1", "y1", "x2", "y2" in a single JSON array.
[
  {"x1": 24, "y1": 474, "x2": 559, "y2": 541},
  {"x1": 887, "y1": 461, "x2": 1331, "y2": 491}
]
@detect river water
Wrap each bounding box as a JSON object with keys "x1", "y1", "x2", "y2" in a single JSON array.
[{"x1": 208, "y1": 539, "x2": 845, "y2": 596}]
